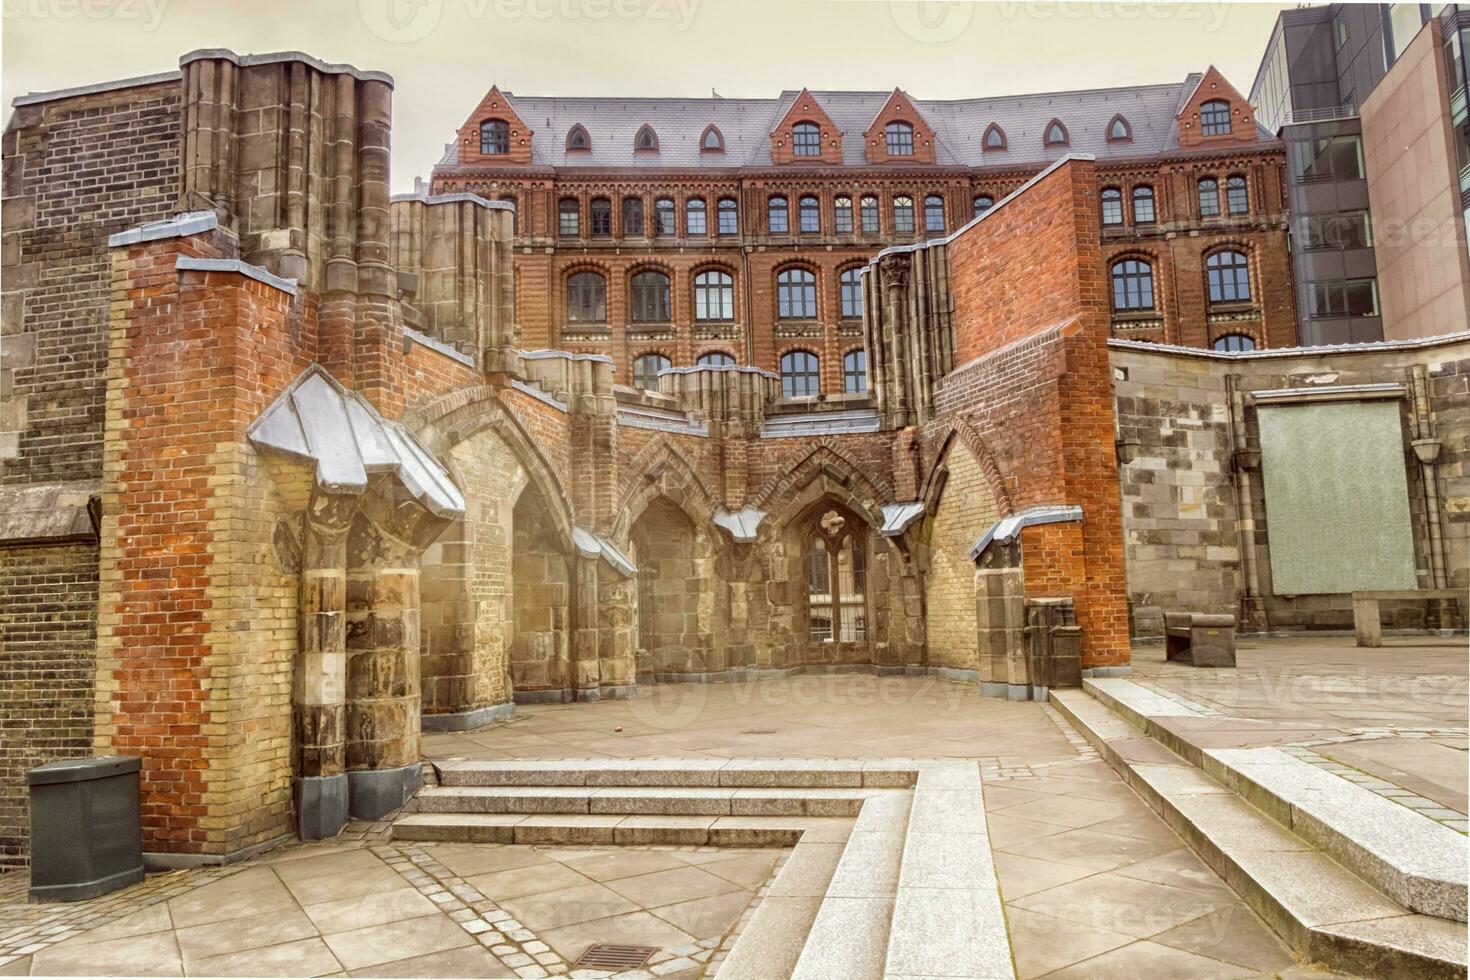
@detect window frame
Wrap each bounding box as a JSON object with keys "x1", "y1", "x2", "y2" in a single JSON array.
[
  {"x1": 1198, "y1": 178, "x2": 1221, "y2": 218},
  {"x1": 589, "y1": 197, "x2": 612, "y2": 237},
  {"x1": 1111, "y1": 257, "x2": 1156, "y2": 311},
  {"x1": 923, "y1": 194, "x2": 945, "y2": 233},
  {"x1": 892, "y1": 194, "x2": 916, "y2": 234},
  {"x1": 1200, "y1": 99, "x2": 1232, "y2": 137},
  {"x1": 1205, "y1": 249, "x2": 1252, "y2": 305},
  {"x1": 839, "y1": 268, "x2": 863, "y2": 320},
  {"x1": 792, "y1": 121, "x2": 822, "y2": 157},
  {"x1": 654, "y1": 197, "x2": 676, "y2": 236},
  {"x1": 768, "y1": 196, "x2": 790, "y2": 234},
  {"x1": 805, "y1": 512, "x2": 868, "y2": 644},
  {"x1": 1132, "y1": 185, "x2": 1156, "y2": 225},
  {"x1": 834, "y1": 195, "x2": 854, "y2": 234},
  {"x1": 717, "y1": 197, "x2": 739, "y2": 235},
  {"x1": 480, "y1": 119, "x2": 510, "y2": 155},
  {"x1": 557, "y1": 197, "x2": 581, "y2": 237},
  {"x1": 685, "y1": 197, "x2": 708, "y2": 236},
  {"x1": 700, "y1": 125, "x2": 725, "y2": 152},
  {"x1": 973, "y1": 195, "x2": 995, "y2": 218},
  {"x1": 799, "y1": 195, "x2": 821, "y2": 234},
  {"x1": 622, "y1": 197, "x2": 645, "y2": 237},
  {"x1": 693, "y1": 269, "x2": 734, "y2": 321},
  {"x1": 629, "y1": 270, "x2": 672, "y2": 323},
  {"x1": 1107, "y1": 114, "x2": 1132, "y2": 143},
  {"x1": 776, "y1": 267, "x2": 818, "y2": 320},
  {"x1": 1044, "y1": 118, "x2": 1069, "y2": 147},
  {"x1": 983, "y1": 123, "x2": 1007, "y2": 150},
  {"x1": 697, "y1": 351, "x2": 736, "y2": 367},
  {"x1": 565, "y1": 270, "x2": 607, "y2": 323},
  {"x1": 1101, "y1": 187, "x2": 1124, "y2": 226},
  {"x1": 859, "y1": 195, "x2": 880, "y2": 234},
  {"x1": 1225, "y1": 175, "x2": 1248, "y2": 216},
  {"x1": 1212, "y1": 333, "x2": 1256, "y2": 352},
  {"x1": 885, "y1": 121, "x2": 915, "y2": 156},
  {"x1": 843, "y1": 348, "x2": 868, "y2": 393},
  {"x1": 565, "y1": 124, "x2": 590, "y2": 152},
  {"x1": 632, "y1": 352, "x2": 672, "y2": 391},
  {"x1": 780, "y1": 349, "x2": 821, "y2": 398},
  {"x1": 635, "y1": 124, "x2": 659, "y2": 151}
]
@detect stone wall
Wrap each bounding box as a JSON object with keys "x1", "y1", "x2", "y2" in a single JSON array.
[
  {"x1": 922, "y1": 441, "x2": 1000, "y2": 671},
  {"x1": 1112, "y1": 334, "x2": 1470, "y2": 635}
]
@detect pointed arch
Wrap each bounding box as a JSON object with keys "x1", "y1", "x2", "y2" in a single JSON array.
[
  {"x1": 1043, "y1": 118, "x2": 1069, "y2": 147},
  {"x1": 634, "y1": 123, "x2": 659, "y2": 152},
  {"x1": 1106, "y1": 113, "x2": 1132, "y2": 143},
  {"x1": 406, "y1": 385, "x2": 575, "y2": 549},
  {"x1": 921, "y1": 419, "x2": 1014, "y2": 519},
  {"x1": 756, "y1": 443, "x2": 891, "y2": 533},
  {"x1": 611, "y1": 435, "x2": 718, "y2": 543},
  {"x1": 982, "y1": 123, "x2": 1007, "y2": 151},
  {"x1": 565, "y1": 123, "x2": 591, "y2": 151},
  {"x1": 699, "y1": 124, "x2": 725, "y2": 152}
]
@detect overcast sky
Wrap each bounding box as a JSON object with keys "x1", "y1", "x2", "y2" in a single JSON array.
[{"x1": 4, "y1": 0, "x2": 1291, "y2": 192}]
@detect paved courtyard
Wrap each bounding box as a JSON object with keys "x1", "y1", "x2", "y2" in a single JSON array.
[{"x1": 2, "y1": 639, "x2": 1462, "y2": 978}]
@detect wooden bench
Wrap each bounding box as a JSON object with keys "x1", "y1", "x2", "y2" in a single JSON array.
[
  {"x1": 1164, "y1": 612, "x2": 1237, "y2": 668},
  {"x1": 1351, "y1": 589, "x2": 1465, "y2": 647}
]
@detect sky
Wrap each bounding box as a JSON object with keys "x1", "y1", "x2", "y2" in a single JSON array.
[{"x1": 3, "y1": 0, "x2": 1292, "y2": 192}]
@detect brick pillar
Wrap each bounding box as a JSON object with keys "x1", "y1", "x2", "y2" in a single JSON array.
[{"x1": 295, "y1": 488, "x2": 354, "y2": 839}]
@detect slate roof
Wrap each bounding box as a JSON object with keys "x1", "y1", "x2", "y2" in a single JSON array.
[{"x1": 436, "y1": 74, "x2": 1276, "y2": 171}]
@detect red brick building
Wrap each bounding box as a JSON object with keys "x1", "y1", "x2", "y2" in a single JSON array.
[{"x1": 431, "y1": 66, "x2": 1297, "y2": 395}]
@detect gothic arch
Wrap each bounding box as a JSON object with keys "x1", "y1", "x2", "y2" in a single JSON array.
[
  {"x1": 921, "y1": 419, "x2": 1014, "y2": 519},
  {"x1": 405, "y1": 385, "x2": 575, "y2": 548},
  {"x1": 611, "y1": 436, "x2": 718, "y2": 543},
  {"x1": 758, "y1": 444, "x2": 890, "y2": 533}
]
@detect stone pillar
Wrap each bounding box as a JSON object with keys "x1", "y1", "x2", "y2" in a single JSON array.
[
  {"x1": 597, "y1": 570, "x2": 637, "y2": 695},
  {"x1": 295, "y1": 489, "x2": 354, "y2": 840},
  {"x1": 344, "y1": 480, "x2": 447, "y2": 820},
  {"x1": 975, "y1": 542, "x2": 1027, "y2": 698},
  {"x1": 571, "y1": 554, "x2": 602, "y2": 699}
]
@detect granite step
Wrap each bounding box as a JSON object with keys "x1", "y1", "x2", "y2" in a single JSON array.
[
  {"x1": 1052, "y1": 688, "x2": 1468, "y2": 980},
  {"x1": 432, "y1": 758, "x2": 918, "y2": 789},
  {"x1": 412, "y1": 784, "x2": 879, "y2": 817},
  {"x1": 1082, "y1": 677, "x2": 1468, "y2": 922},
  {"x1": 392, "y1": 811, "x2": 835, "y2": 846}
]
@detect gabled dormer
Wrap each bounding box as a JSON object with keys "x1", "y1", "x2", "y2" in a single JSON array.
[
  {"x1": 1176, "y1": 67, "x2": 1257, "y2": 149},
  {"x1": 770, "y1": 89, "x2": 843, "y2": 165},
  {"x1": 863, "y1": 89, "x2": 936, "y2": 164},
  {"x1": 454, "y1": 85, "x2": 534, "y2": 166}
]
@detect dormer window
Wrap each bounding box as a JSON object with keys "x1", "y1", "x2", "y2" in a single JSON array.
[
  {"x1": 1107, "y1": 114, "x2": 1132, "y2": 143},
  {"x1": 635, "y1": 124, "x2": 659, "y2": 151},
  {"x1": 701, "y1": 125, "x2": 725, "y2": 152},
  {"x1": 480, "y1": 119, "x2": 510, "y2": 155},
  {"x1": 1044, "y1": 120, "x2": 1069, "y2": 147},
  {"x1": 1200, "y1": 100, "x2": 1231, "y2": 136},
  {"x1": 983, "y1": 124, "x2": 1006, "y2": 150},
  {"x1": 885, "y1": 121, "x2": 915, "y2": 156},
  {"x1": 566, "y1": 124, "x2": 590, "y2": 151},
  {"x1": 793, "y1": 122, "x2": 821, "y2": 157}
]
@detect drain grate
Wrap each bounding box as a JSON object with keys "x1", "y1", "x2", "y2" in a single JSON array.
[{"x1": 574, "y1": 943, "x2": 658, "y2": 970}]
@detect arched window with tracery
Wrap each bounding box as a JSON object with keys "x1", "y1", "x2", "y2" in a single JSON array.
[{"x1": 807, "y1": 509, "x2": 867, "y2": 643}]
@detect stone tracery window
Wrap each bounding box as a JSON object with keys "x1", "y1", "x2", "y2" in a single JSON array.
[{"x1": 807, "y1": 510, "x2": 867, "y2": 643}]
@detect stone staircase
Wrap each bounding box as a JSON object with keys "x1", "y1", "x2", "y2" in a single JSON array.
[
  {"x1": 392, "y1": 759, "x2": 1015, "y2": 979},
  {"x1": 1050, "y1": 678, "x2": 1468, "y2": 980}
]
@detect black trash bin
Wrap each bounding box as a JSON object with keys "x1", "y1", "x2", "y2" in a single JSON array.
[{"x1": 27, "y1": 756, "x2": 144, "y2": 902}]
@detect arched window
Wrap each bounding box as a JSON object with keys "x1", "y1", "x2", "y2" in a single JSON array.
[
  {"x1": 893, "y1": 195, "x2": 915, "y2": 234},
  {"x1": 635, "y1": 124, "x2": 659, "y2": 151},
  {"x1": 834, "y1": 196, "x2": 854, "y2": 234},
  {"x1": 622, "y1": 197, "x2": 645, "y2": 236},
  {"x1": 558, "y1": 198, "x2": 580, "y2": 237},
  {"x1": 480, "y1": 119, "x2": 509, "y2": 155},
  {"x1": 566, "y1": 271, "x2": 606, "y2": 322},
  {"x1": 780, "y1": 349, "x2": 820, "y2": 397},
  {"x1": 1044, "y1": 119, "x2": 1069, "y2": 146},
  {"x1": 1111, "y1": 258, "x2": 1155, "y2": 311},
  {"x1": 632, "y1": 353, "x2": 671, "y2": 390},
  {"x1": 839, "y1": 268, "x2": 864, "y2": 319},
  {"x1": 1132, "y1": 185, "x2": 1156, "y2": 224},
  {"x1": 1213, "y1": 333, "x2": 1256, "y2": 352},
  {"x1": 686, "y1": 197, "x2": 707, "y2": 235},
  {"x1": 589, "y1": 197, "x2": 612, "y2": 236},
  {"x1": 630, "y1": 270, "x2": 671, "y2": 322},
  {"x1": 654, "y1": 197, "x2": 675, "y2": 236},
  {"x1": 1108, "y1": 114, "x2": 1132, "y2": 142},
  {"x1": 566, "y1": 124, "x2": 590, "y2": 151},
  {"x1": 793, "y1": 121, "x2": 821, "y2": 157},
  {"x1": 799, "y1": 195, "x2": 821, "y2": 234},
  {"x1": 701, "y1": 125, "x2": 724, "y2": 152},
  {"x1": 1206, "y1": 250, "x2": 1251, "y2": 304},
  {"x1": 1200, "y1": 99, "x2": 1231, "y2": 136},
  {"x1": 983, "y1": 124, "x2": 1007, "y2": 150},
  {"x1": 924, "y1": 194, "x2": 945, "y2": 233},
  {"x1": 1226, "y1": 175, "x2": 1248, "y2": 215},
  {"x1": 885, "y1": 121, "x2": 915, "y2": 156},
  {"x1": 973, "y1": 195, "x2": 994, "y2": 217},
  {"x1": 777, "y1": 268, "x2": 817, "y2": 319},
  {"x1": 694, "y1": 269, "x2": 734, "y2": 321},
  {"x1": 860, "y1": 196, "x2": 880, "y2": 234},
  {"x1": 1101, "y1": 187, "x2": 1123, "y2": 226},
  {"x1": 843, "y1": 349, "x2": 868, "y2": 393},
  {"x1": 807, "y1": 509, "x2": 867, "y2": 642},
  {"x1": 717, "y1": 197, "x2": 739, "y2": 235},
  {"x1": 768, "y1": 196, "x2": 789, "y2": 234},
  {"x1": 1198, "y1": 178, "x2": 1220, "y2": 218},
  {"x1": 697, "y1": 351, "x2": 736, "y2": 366}
]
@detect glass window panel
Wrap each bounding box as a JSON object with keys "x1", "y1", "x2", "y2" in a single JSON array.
[
  {"x1": 780, "y1": 350, "x2": 820, "y2": 397},
  {"x1": 717, "y1": 198, "x2": 739, "y2": 235},
  {"x1": 694, "y1": 270, "x2": 734, "y2": 321},
  {"x1": 566, "y1": 272, "x2": 606, "y2": 322},
  {"x1": 843, "y1": 349, "x2": 868, "y2": 393},
  {"x1": 777, "y1": 268, "x2": 817, "y2": 319},
  {"x1": 839, "y1": 268, "x2": 864, "y2": 319},
  {"x1": 893, "y1": 195, "x2": 915, "y2": 233},
  {"x1": 835, "y1": 196, "x2": 854, "y2": 234},
  {"x1": 768, "y1": 196, "x2": 789, "y2": 234}
]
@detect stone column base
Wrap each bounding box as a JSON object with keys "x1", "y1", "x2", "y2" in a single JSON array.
[
  {"x1": 295, "y1": 773, "x2": 349, "y2": 841},
  {"x1": 421, "y1": 702, "x2": 515, "y2": 732},
  {"x1": 348, "y1": 763, "x2": 423, "y2": 821}
]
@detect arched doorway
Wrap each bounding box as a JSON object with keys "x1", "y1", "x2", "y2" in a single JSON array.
[{"x1": 629, "y1": 497, "x2": 713, "y2": 679}]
